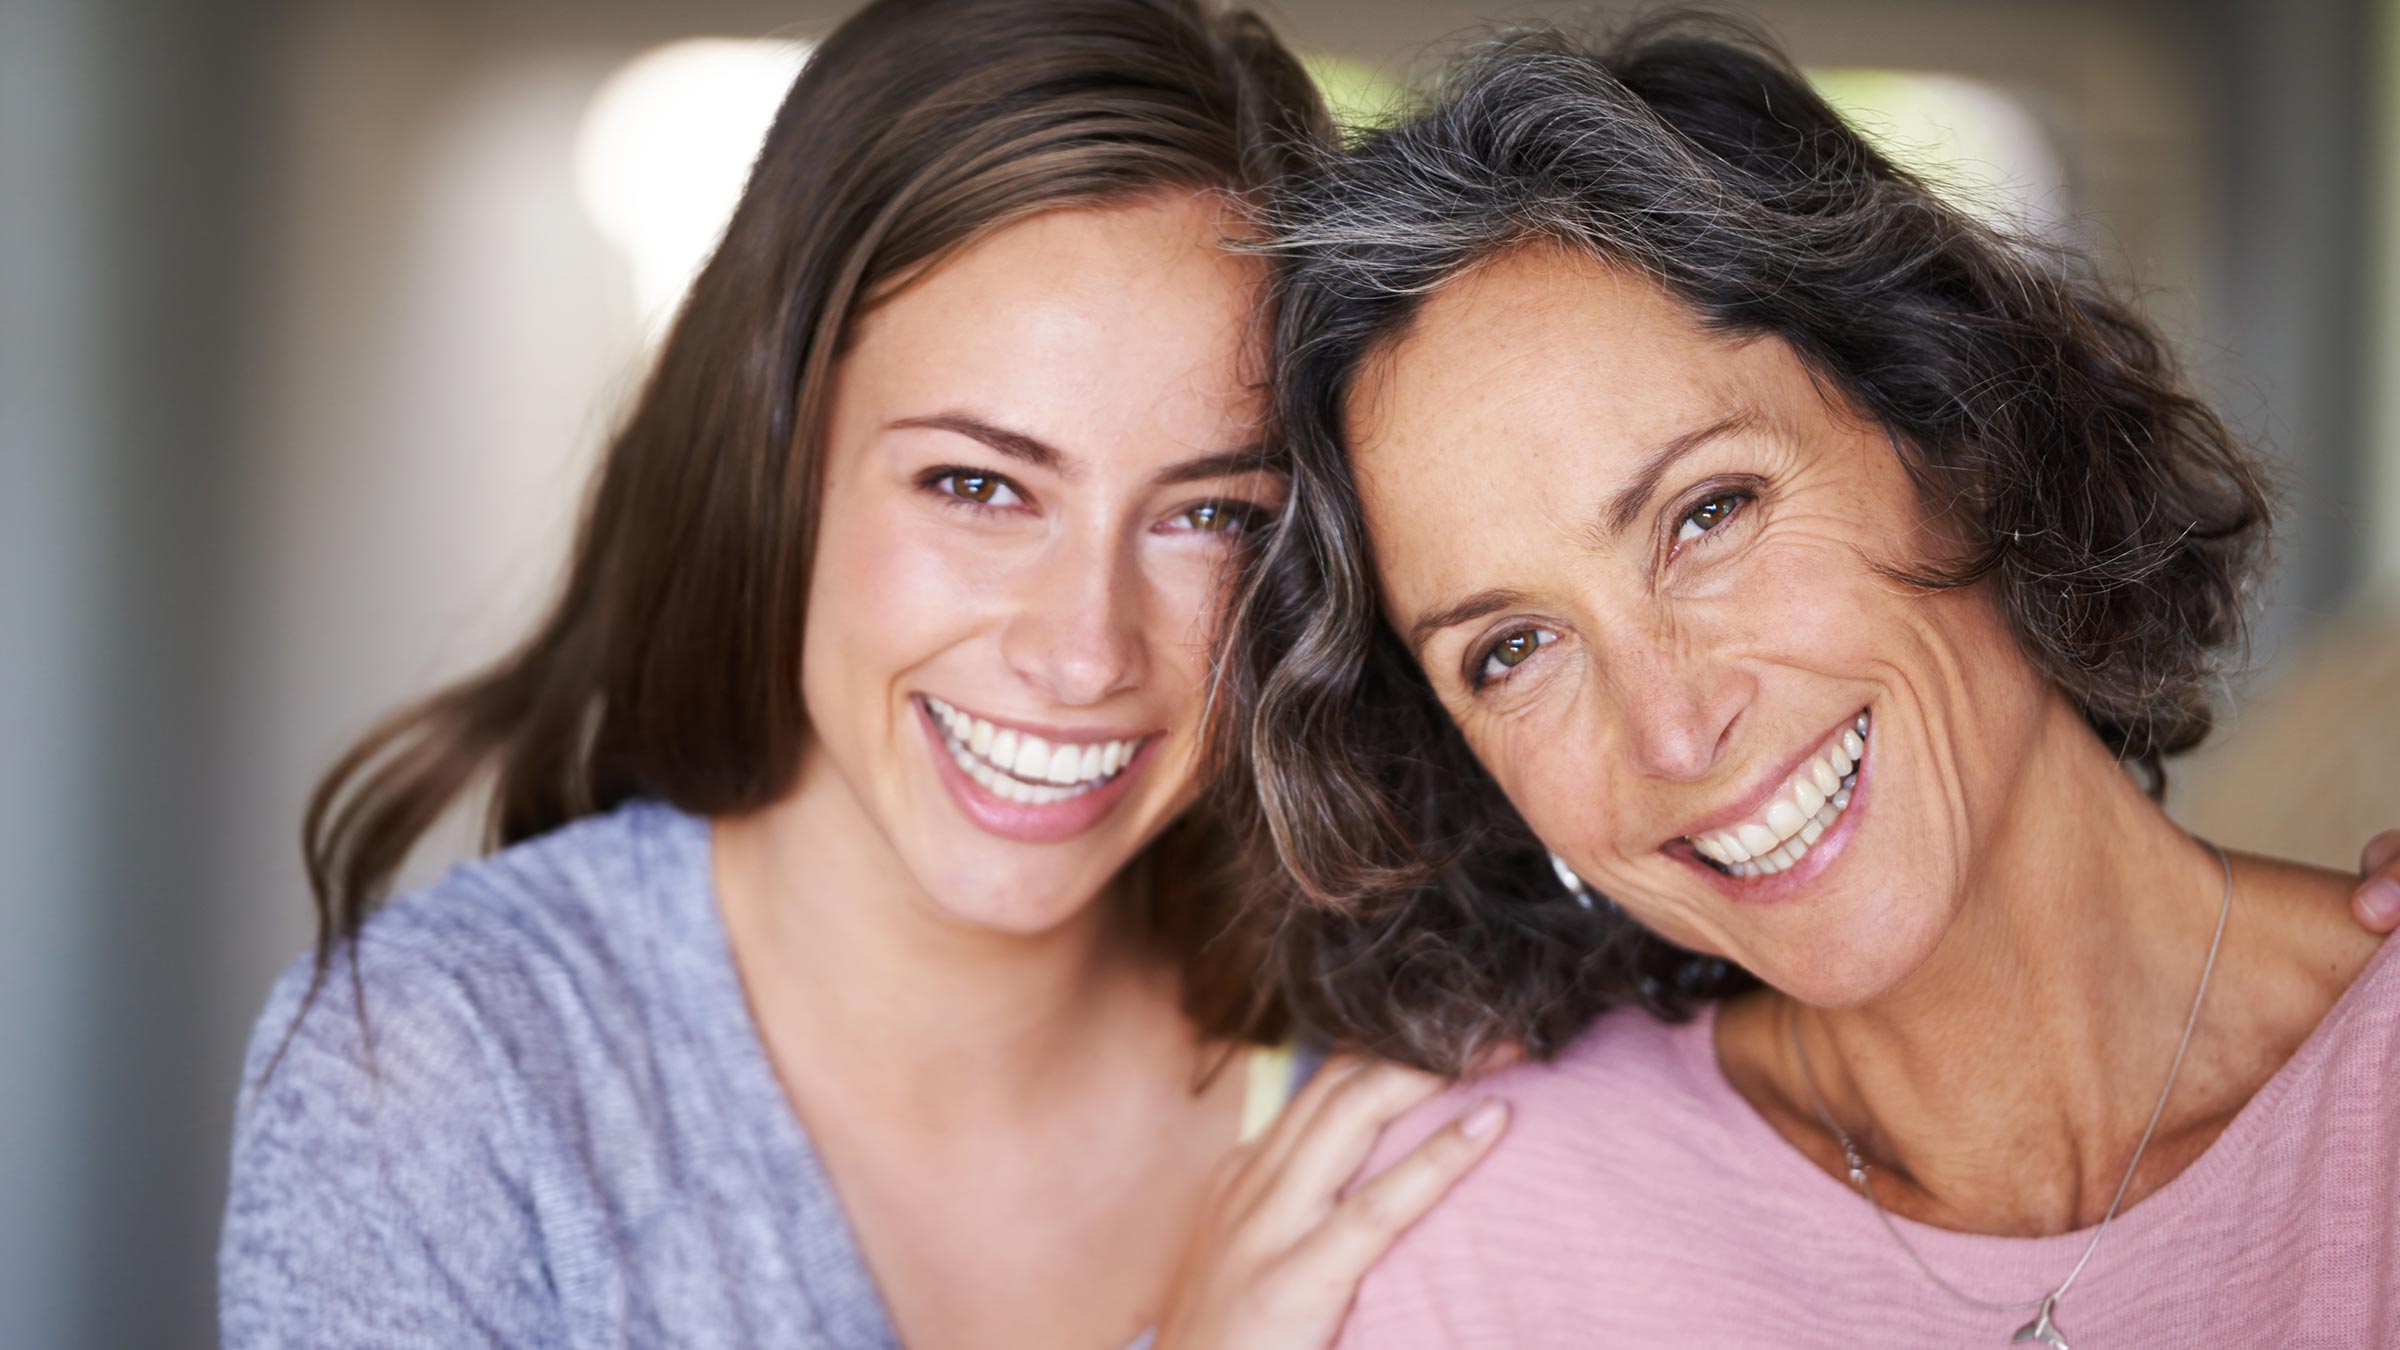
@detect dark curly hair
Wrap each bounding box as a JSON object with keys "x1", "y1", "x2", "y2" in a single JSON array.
[{"x1": 1211, "y1": 14, "x2": 2273, "y2": 1074}]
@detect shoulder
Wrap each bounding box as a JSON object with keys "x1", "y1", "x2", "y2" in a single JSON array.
[
  {"x1": 1338, "y1": 1007, "x2": 1742, "y2": 1348},
  {"x1": 232, "y1": 799, "x2": 707, "y2": 1149},
  {"x1": 222, "y1": 803, "x2": 716, "y2": 1341}
]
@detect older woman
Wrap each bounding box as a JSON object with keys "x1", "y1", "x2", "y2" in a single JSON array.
[{"x1": 1221, "y1": 17, "x2": 2400, "y2": 1349}]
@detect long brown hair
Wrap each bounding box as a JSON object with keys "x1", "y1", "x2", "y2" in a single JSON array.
[{"x1": 295, "y1": 0, "x2": 1329, "y2": 1053}]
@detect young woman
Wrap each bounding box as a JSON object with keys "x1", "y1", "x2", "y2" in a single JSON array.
[
  {"x1": 217, "y1": 3, "x2": 1507, "y2": 1346},
  {"x1": 1231, "y1": 17, "x2": 2400, "y2": 1347}
]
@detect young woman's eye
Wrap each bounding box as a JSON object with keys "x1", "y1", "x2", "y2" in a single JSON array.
[
  {"x1": 930, "y1": 470, "x2": 1022, "y2": 509},
  {"x1": 1475, "y1": 626, "x2": 1556, "y2": 686},
  {"x1": 1674, "y1": 491, "x2": 1749, "y2": 548},
  {"x1": 1165, "y1": 499, "x2": 1266, "y2": 536}
]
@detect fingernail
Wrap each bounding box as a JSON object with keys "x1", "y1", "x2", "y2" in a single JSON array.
[
  {"x1": 1460, "y1": 1098, "x2": 1508, "y2": 1138},
  {"x1": 2362, "y1": 879, "x2": 2400, "y2": 925}
]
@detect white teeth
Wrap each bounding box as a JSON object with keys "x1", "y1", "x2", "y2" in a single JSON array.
[
  {"x1": 923, "y1": 697, "x2": 1146, "y2": 800},
  {"x1": 1012, "y1": 735, "x2": 1049, "y2": 780},
  {"x1": 1764, "y1": 800, "x2": 1807, "y2": 842},
  {"x1": 1687, "y1": 712, "x2": 1870, "y2": 881},
  {"x1": 1043, "y1": 741, "x2": 1080, "y2": 785}
]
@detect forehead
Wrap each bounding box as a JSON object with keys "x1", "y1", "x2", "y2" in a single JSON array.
[
  {"x1": 847, "y1": 193, "x2": 1269, "y2": 448},
  {"x1": 1347, "y1": 248, "x2": 1802, "y2": 597}
]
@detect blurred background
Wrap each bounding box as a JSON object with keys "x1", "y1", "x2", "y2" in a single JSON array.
[{"x1": 3, "y1": 0, "x2": 2395, "y2": 1343}]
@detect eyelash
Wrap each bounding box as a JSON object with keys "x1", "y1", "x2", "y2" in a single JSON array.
[
  {"x1": 1471, "y1": 625, "x2": 1557, "y2": 689},
  {"x1": 924, "y1": 467, "x2": 1026, "y2": 511},
  {"x1": 922, "y1": 467, "x2": 1266, "y2": 538},
  {"x1": 1670, "y1": 487, "x2": 1753, "y2": 555}
]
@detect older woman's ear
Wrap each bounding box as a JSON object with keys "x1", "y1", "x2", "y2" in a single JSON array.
[{"x1": 2355, "y1": 831, "x2": 2400, "y2": 933}]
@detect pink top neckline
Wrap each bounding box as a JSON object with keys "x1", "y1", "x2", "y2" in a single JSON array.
[{"x1": 1680, "y1": 934, "x2": 2399, "y2": 1291}]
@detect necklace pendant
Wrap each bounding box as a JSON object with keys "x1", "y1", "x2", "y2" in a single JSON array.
[{"x1": 2010, "y1": 1295, "x2": 2070, "y2": 1349}]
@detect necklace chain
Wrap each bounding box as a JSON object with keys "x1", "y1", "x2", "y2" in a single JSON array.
[{"x1": 1787, "y1": 841, "x2": 2233, "y2": 1318}]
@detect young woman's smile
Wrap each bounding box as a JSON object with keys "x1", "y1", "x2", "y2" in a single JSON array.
[{"x1": 914, "y1": 693, "x2": 1163, "y2": 843}]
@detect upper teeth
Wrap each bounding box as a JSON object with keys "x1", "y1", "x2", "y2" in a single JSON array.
[
  {"x1": 923, "y1": 696, "x2": 1144, "y2": 803},
  {"x1": 1689, "y1": 712, "x2": 1868, "y2": 878}
]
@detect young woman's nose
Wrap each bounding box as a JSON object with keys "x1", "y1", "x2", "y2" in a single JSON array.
[
  {"x1": 1599, "y1": 629, "x2": 1750, "y2": 783},
  {"x1": 999, "y1": 531, "x2": 1146, "y2": 707}
]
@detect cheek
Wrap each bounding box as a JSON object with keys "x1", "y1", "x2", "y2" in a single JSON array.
[
  {"x1": 1140, "y1": 546, "x2": 1239, "y2": 704},
  {"x1": 800, "y1": 480, "x2": 984, "y2": 718},
  {"x1": 1469, "y1": 701, "x2": 1614, "y2": 854}
]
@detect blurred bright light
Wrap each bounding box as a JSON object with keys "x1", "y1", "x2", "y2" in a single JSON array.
[
  {"x1": 575, "y1": 38, "x2": 810, "y2": 337},
  {"x1": 1810, "y1": 68, "x2": 2069, "y2": 233}
]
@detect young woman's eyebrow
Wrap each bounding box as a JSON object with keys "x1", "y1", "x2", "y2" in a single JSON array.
[
  {"x1": 1600, "y1": 406, "x2": 1760, "y2": 536},
  {"x1": 1153, "y1": 445, "x2": 1273, "y2": 486},
  {"x1": 889, "y1": 412, "x2": 1076, "y2": 477}
]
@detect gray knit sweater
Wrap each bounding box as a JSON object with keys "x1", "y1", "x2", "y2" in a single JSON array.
[{"x1": 219, "y1": 801, "x2": 903, "y2": 1348}]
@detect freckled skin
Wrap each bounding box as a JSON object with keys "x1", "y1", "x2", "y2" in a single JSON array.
[{"x1": 1350, "y1": 246, "x2": 2050, "y2": 1007}]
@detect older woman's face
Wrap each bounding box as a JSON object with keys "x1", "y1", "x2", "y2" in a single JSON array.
[{"x1": 1349, "y1": 248, "x2": 2051, "y2": 1006}]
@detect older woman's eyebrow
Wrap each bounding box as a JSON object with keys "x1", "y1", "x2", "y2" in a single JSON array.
[
  {"x1": 1602, "y1": 407, "x2": 1761, "y2": 536},
  {"x1": 1407, "y1": 586, "x2": 1535, "y2": 654}
]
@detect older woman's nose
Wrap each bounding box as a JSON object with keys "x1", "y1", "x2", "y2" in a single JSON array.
[
  {"x1": 1604, "y1": 642, "x2": 1749, "y2": 783},
  {"x1": 999, "y1": 536, "x2": 1146, "y2": 707}
]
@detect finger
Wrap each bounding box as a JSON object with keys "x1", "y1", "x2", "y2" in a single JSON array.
[
  {"x1": 2355, "y1": 878, "x2": 2400, "y2": 935},
  {"x1": 2361, "y1": 830, "x2": 2400, "y2": 877},
  {"x1": 1224, "y1": 1054, "x2": 1371, "y2": 1216},
  {"x1": 1281, "y1": 1097, "x2": 1509, "y2": 1285},
  {"x1": 1250, "y1": 1063, "x2": 1451, "y2": 1232}
]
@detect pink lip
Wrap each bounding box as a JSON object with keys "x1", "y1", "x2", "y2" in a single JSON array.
[
  {"x1": 916, "y1": 697, "x2": 1159, "y2": 844},
  {"x1": 1670, "y1": 711, "x2": 1873, "y2": 903}
]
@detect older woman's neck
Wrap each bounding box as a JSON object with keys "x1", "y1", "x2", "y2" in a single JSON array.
[{"x1": 1779, "y1": 695, "x2": 2232, "y2": 1233}]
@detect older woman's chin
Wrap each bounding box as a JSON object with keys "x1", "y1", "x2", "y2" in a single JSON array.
[{"x1": 1719, "y1": 901, "x2": 1961, "y2": 1009}]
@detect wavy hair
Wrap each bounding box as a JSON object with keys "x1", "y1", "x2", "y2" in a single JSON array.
[{"x1": 1214, "y1": 14, "x2": 2273, "y2": 1073}]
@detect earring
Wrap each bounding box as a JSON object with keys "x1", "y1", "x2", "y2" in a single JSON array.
[{"x1": 1549, "y1": 850, "x2": 1596, "y2": 910}]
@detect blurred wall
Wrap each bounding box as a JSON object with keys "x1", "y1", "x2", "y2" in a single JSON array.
[{"x1": 0, "y1": 0, "x2": 2386, "y2": 1345}]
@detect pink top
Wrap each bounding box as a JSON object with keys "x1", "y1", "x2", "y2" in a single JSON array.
[{"x1": 1340, "y1": 938, "x2": 2400, "y2": 1348}]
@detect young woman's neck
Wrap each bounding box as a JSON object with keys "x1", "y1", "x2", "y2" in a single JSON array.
[
  {"x1": 1758, "y1": 695, "x2": 2237, "y2": 1234},
  {"x1": 712, "y1": 747, "x2": 1184, "y2": 1126}
]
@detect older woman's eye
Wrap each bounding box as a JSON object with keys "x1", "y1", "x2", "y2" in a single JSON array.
[
  {"x1": 1674, "y1": 491, "x2": 1748, "y2": 548},
  {"x1": 1476, "y1": 626, "x2": 1556, "y2": 685},
  {"x1": 930, "y1": 469, "x2": 1023, "y2": 508}
]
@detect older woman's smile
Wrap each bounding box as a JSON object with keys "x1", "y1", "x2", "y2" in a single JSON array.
[{"x1": 1682, "y1": 710, "x2": 1870, "y2": 882}]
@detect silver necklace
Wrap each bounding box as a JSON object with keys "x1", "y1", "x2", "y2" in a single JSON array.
[{"x1": 1787, "y1": 842, "x2": 2233, "y2": 1349}]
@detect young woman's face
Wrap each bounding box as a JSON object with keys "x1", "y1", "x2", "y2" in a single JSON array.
[
  {"x1": 1347, "y1": 247, "x2": 2050, "y2": 1007},
  {"x1": 800, "y1": 192, "x2": 1277, "y2": 934}
]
